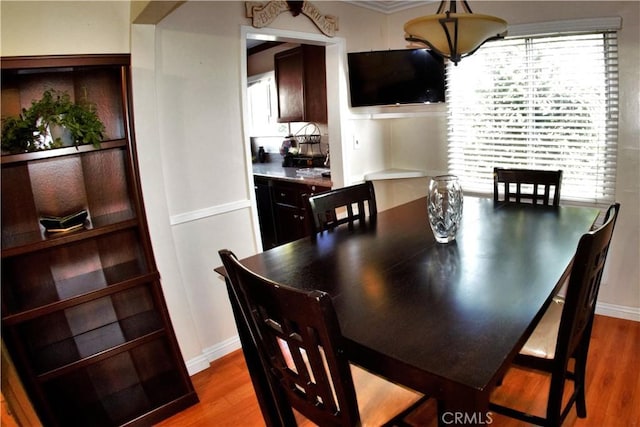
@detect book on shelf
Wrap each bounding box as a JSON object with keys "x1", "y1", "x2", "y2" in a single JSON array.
[{"x1": 40, "y1": 210, "x2": 88, "y2": 232}]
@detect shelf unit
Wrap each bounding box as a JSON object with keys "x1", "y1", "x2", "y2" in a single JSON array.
[{"x1": 1, "y1": 54, "x2": 198, "y2": 426}]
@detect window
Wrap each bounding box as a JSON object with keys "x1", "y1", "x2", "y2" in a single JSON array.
[
  {"x1": 247, "y1": 71, "x2": 289, "y2": 136},
  {"x1": 447, "y1": 23, "x2": 619, "y2": 207}
]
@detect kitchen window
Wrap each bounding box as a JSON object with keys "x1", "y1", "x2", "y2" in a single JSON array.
[
  {"x1": 446, "y1": 19, "x2": 620, "y2": 207},
  {"x1": 247, "y1": 71, "x2": 288, "y2": 136}
]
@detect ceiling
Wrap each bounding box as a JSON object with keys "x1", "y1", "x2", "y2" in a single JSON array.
[{"x1": 346, "y1": 1, "x2": 436, "y2": 14}]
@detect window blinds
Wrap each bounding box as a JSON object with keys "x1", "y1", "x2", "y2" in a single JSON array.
[{"x1": 446, "y1": 31, "x2": 619, "y2": 206}]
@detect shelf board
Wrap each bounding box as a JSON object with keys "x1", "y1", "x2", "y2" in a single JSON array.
[
  {"x1": 1, "y1": 139, "x2": 127, "y2": 165},
  {"x1": 1, "y1": 214, "x2": 138, "y2": 258},
  {"x1": 26, "y1": 309, "x2": 163, "y2": 375},
  {"x1": 364, "y1": 168, "x2": 428, "y2": 181},
  {"x1": 36, "y1": 329, "x2": 166, "y2": 382},
  {"x1": 2, "y1": 270, "x2": 160, "y2": 325}
]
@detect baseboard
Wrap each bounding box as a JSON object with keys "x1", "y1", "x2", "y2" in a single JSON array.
[
  {"x1": 596, "y1": 302, "x2": 640, "y2": 322},
  {"x1": 185, "y1": 354, "x2": 210, "y2": 376},
  {"x1": 185, "y1": 335, "x2": 242, "y2": 376}
]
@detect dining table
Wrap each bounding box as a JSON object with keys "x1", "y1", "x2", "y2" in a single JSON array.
[{"x1": 216, "y1": 196, "x2": 600, "y2": 426}]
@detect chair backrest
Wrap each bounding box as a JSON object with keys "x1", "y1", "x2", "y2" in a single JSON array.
[
  {"x1": 494, "y1": 167, "x2": 562, "y2": 206},
  {"x1": 219, "y1": 249, "x2": 361, "y2": 426},
  {"x1": 555, "y1": 203, "x2": 620, "y2": 362},
  {"x1": 306, "y1": 181, "x2": 377, "y2": 233}
]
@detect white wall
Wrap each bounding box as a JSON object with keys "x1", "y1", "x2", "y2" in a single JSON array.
[
  {"x1": 133, "y1": 2, "x2": 261, "y2": 370},
  {"x1": 0, "y1": 1, "x2": 130, "y2": 55},
  {"x1": 130, "y1": 23, "x2": 209, "y2": 372},
  {"x1": 2, "y1": 1, "x2": 638, "y2": 375},
  {"x1": 132, "y1": 1, "x2": 390, "y2": 369}
]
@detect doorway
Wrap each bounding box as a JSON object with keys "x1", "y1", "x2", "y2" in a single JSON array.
[{"x1": 240, "y1": 26, "x2": 348, "y2": 249}]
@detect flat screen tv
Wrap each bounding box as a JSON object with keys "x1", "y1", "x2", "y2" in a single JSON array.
[{"x1": 347, "y1": 48, "x2": 445, "y2": 107}]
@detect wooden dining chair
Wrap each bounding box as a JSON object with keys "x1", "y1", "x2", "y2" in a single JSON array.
[
  {"x1": 306, "y1": 181, "x2": 377, "y2": 234},
  {"x1": 493, "y1": 167, "x2": 563, "y2": 206},
  {"x1": 490, "y1": 202, "x2": 621, "y2": 427},
  {"x1": 219, "y1": 249, "x2": 428, "y2": 427}
]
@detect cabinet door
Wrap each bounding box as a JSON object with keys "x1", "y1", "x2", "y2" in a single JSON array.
[
  {"x1": 271, "y1": 180, "x2": 330, "y2": 245},
  {"x1": 275, "y1": 47, "x2": 304, "y2": 122},
  {"x1": 274, "y1": 203, "x2": 307, "y2": 245},
  {"x1": 275, "y1": 45, "x2": 327, "y2": 123},
  {"x1": 272, "y1": 180, "x2": 306, "y2": 245},
  {"x1": 301, "y1": 45, "x2": 328, "y2": 123},
  {"x1": 254, "y1": 177, "x2": 277, "y2": 249}
]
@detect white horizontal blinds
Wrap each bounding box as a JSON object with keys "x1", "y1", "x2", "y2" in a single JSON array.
[{"x1": 447, "y1": 31, "x2": 619, "y2": 205}]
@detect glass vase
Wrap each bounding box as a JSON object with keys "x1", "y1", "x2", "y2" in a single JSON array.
[{"x1": 427, "y1": 175, "x2": 464, "y2": 243}]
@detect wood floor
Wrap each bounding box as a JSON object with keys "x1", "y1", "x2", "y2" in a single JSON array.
[{"x1": 156, "y1": 314, "x2": 639, "y2": 427}]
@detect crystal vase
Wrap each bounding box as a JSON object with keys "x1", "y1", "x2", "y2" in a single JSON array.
[{"x1": 427, "y1": 175, "x2": 464, "y2": 243}]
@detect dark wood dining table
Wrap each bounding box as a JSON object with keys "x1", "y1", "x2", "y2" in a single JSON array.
[{"x1": 216, "y1": 196, "x2": 600, "y2": 426}]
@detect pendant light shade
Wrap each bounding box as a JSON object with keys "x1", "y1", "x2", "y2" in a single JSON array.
[{"x1": 404, "y1": 0, "x2": 507, "y2": 65}]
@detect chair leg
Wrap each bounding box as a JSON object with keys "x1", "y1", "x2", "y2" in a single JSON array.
[
  {"x1": 546, "y1": 375, "x2": 565, "y2": 427},
  {"x1": 573, "y1": 354, "x2": 588, "y2": 418},
  {"x1": 573, "y1": 322, "x2": 594, "y2": 419},
  {"x1": 437, "y1": 400, "x2": 445, "y2": 427}
]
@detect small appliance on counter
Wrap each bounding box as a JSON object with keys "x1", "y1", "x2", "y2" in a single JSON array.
[
  {"x1": 282, "y1": 122, "x2": 326, "y2": 167},
  {"x1": 279, "y1": 134, "x2": 296, "y2": 156}
]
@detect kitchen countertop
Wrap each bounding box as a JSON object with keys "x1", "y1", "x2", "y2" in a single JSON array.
[{"x1": 253, "y1": 162, "x2": 333, "y2": 187}]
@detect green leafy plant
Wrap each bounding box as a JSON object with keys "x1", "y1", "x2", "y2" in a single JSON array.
[
  {"x1": 0, "y1": 114, "x2": 40, "y2": 153},
  {"x1": 1, "y1": 88, "x2": 105, "y2": 154}
]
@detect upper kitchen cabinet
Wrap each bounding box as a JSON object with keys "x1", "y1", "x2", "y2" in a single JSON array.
[{"x1": 275, "y1": 45, "x2": 327, "y2": 123}]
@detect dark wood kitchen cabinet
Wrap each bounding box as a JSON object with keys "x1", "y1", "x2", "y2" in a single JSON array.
[
  {"x1": 254, "y1": 176, "x2": 277, "y2": 250},
  {"x1": 272, "y1": 180, "x2": 309, "y2": 245},
  {"x1": 1, "y1": 54, "x2": 198, "y2": 426},
  {"x1": 254, "y1": 176, "x2": 330, "y2": 247},
  {"x1": 274, "y1": 45, "x2": 327, "y2": 123}
]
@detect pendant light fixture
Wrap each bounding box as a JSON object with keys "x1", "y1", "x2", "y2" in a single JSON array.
[{"x1": 404, "y1": 0, "x2": 507, "y2": 65}]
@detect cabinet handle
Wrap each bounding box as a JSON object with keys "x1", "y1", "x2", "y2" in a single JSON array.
[{"x1": 280, "y1": 192, "x2": 286, "y2": 197}]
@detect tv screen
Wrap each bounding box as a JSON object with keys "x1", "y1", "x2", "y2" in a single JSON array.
[{"x1": 347, "y1": 49, "x2": 445, "y2": 107}]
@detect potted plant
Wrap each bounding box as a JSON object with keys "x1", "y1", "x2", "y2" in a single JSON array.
[
  {"x1": 0, "y1": 114, "x2": 40, "y2": 153},
  {"x1": 1, "y1": 88, "x2": 105, "y2": 154}
]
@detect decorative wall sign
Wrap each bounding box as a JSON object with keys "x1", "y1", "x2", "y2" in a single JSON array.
[{"x1": 246, "y1": 1, "x2": 339, "y2": 37}]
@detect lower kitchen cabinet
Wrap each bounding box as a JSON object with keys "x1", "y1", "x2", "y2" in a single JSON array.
[
  {"x1": 254, "y1": 176, "x2": 277, "y2": 249},
  {"x1": 254, "y1": 176, "x2": 330, "y2": 247},
  {"x1": 274, "y1": 202, "x2": 307, "y2": 244}
]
